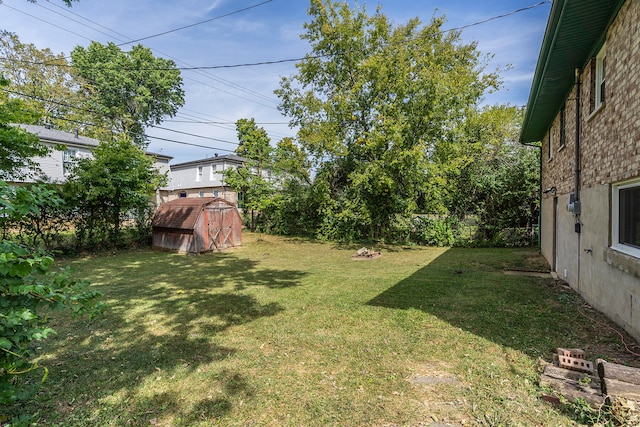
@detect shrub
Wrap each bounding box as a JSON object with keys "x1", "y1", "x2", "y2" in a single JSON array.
[
  {"x1": 410, "y1": 216, "x2": 461, "y2": 247},
  {"x1": 0, "y1": 241, "x2": 102, "y2": 406}
]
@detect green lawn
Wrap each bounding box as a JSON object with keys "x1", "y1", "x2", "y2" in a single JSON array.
[{"x1": 8, "y1": 233, "x2": 639, "y2": 426}]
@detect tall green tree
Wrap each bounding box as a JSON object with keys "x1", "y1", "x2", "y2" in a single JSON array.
[
  {"x1": 70, "y1": 42, "x2": 184, "y2": 147},
  {"x1": 0, "y1": 31, "x2": 84, "y2": 131},
  {"x1": 1, "y1": 67, "x2": 102, "y2": 412},
  {"x1": 65, "y1": 136, "x2": 167, "y2": 246},
  {"x1": 0, "y1": 76, "x2": 48, "y2": 180},
  {"x1": 451, "y1": 105, "x2": 539, "y2": 243},
  {"x1": 225, "y1": 119, "x2": 275, "y2": 231},
  {"x1": 276, "y1": 0, "x2": 498, "y2": 240}
]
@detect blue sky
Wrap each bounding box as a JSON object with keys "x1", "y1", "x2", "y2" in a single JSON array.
[{"x1": 0, "y1": 0, "x2": 551, "y2": 164}]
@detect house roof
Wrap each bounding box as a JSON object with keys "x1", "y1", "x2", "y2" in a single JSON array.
[
  {"x1": 170, "y1": 153, "x2": 245, "y2": 169},
  {"x1": 152, "y1": 197, "x2": 235, "y2": 230},
  {"x1": 16, "y1": 124, "x2": 173, "y2": 160},
  {"x1": 519, "y1": 0, "x2": 625, "y2": 143},
  {"x1": 19, "y1": 124, "x2": 100, "y2": 147}
]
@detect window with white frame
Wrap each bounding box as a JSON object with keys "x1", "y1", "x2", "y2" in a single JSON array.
[
  {"x1": 196, "y1": 165, "x2": 203, "y2": 181},
  {"x1": 199, "y1": 190, "x2": 205, "y2": 197},
  {"x1": 210, "y1": 163, "x2": 217, "y2": 180},
  {"x1": 559, "y1": 106, "x2": 566, "y2": 148},
  {"x1": 62, "y1": 149, "x2": 76, "y2": 175},
  {"x1": 595, "y1": 44, "x2": 606, "y2": 110},
  {"x1": 612, "y1": 179, "x2": 640, "y2": 258}
]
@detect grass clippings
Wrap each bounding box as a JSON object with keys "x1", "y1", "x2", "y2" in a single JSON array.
[{"x1": 5, "y1": 233, "x2": 640, "y2": 426}]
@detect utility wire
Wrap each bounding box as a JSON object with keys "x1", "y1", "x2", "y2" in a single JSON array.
[
  {"x1": 5, "y1": 0, "x2": 280, "y2": 107},
  {"x1": 0, "y1": 87, "x2": 242, "y2": 151},
  {"x1": 148, "y1": 124, "x2": 239, "y2": 146},
  {"x1": 145, "y1": 135, "x2": 236, "y2": 153},
  {"x1": 442, "y1": 1, "x2": 551, "y2": 33},
  {"x1": 33, "y1": 1, "x2": 120, "y2": 41},
  {"x1": 116, "y1": 0, "x2": 273, "y2": 47},
  {"x1": 42, "y1": 114, "x2": 239, "y2": 154},
  {"x1": 2, "y1": 1, "x2": 550, "y2": 71},
  {"x1": 173, "y1": 108, "x2": 291, "y2": 141},
  {"x1": 1, "y1": 2, "x2": 93, "y2": 43},
  {"x1": 38, "y1": 0, "x2": 279, "y2": 105},
  {"x1": 165, "y1": 119, "x2": 289, "y2": 125}
]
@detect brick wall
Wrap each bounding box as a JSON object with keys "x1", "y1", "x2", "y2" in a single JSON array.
[{"x1": 542, "y1": 0, "x2": 640, "y2": 196}]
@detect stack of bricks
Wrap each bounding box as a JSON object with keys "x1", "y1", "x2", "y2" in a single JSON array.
[{"x1": 553, "y1": 348, "x2": 594, "y2": 374}]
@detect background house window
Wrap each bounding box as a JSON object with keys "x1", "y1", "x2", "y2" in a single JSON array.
[
  {"x1": 612, "y1": 179, "x2": 640, "y2": 258},
  {"x1": 213, "y1": 190, "x2": 219, "y2": 197},
  {"x1": 196, "y1": 165, "x2": 203, "y2": 181},
  {"x1": 199, "y1": 191, "x2": 205, "y2": 197},
  {"x1": 62, "y1": 149, "x2": 76, "y2": 175},
  {"x1": 179, "y1": 191, "x2": 187, "y2": 198},
  {"x1": 210, "y1": 164, "x2": 217, "y2": 180}
]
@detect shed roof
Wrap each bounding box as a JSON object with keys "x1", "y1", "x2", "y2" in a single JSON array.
[
  {"x1": 519, "y1": 0, "x2": 625, "y2": 143},
  {"x1": 152, "y1": 197, "x2": 236, "y2": 230}
]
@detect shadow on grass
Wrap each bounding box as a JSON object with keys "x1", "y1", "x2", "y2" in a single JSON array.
[
  {"x1": 367, "y1": 247, "x2": 605, "y2": 358},
  {"x1": 22, "y1": 249, "x2": 306, "y2": 425}
]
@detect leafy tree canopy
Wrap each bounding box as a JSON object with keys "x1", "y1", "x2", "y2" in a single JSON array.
[
  {"x1": 0, "y1": 31, "x2": 84, "y2": 132},
  {"x1": 65, "y1": 135, "x2": 167, "y2": 245},
  {"x1": 276, "y1": 0, "x2": 499, "y2": 239},
  {"x1": 0, "y1": 76, "x2": 48, "y2": 180},
  {"x1": 70, "y1": 42, "x2": 185, "y2": 147}
]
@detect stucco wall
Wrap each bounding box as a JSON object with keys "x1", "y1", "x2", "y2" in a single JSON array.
[{"x1": 580, "y1": 185, "x2": 640, "y2": 339}]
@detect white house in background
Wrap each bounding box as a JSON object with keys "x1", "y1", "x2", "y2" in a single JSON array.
[
  {"x1": 163, "y1": 154, "x2": 246, "y2": 206},
  {"x1": 13, "y1": 124, "x2": 172, "y2": 205}
]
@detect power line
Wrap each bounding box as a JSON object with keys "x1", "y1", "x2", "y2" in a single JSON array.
[
  {"x1": 0, "y1": 87, "x2": 244, "y2": 151},
  {"x1": 42, "y1": 0, "x2": 132, "y2": 42},
  {"x1": 46, "y1": 115, "x2": 239, "y2": 154},
  {"x1": 33, "y1": 1, "x2": 122, "y2": 42},
  {"x1": 0, "y1": 54, "x2": 312, "y2": 71},
  {"x1": 15, "y1": 0, "x2": 280, "y2": 107},
  {"x1": 115, "y1": 0, "x2": 274, "y2": 47},
  {"x1": 1, "y1": 2, "x2": 93, "y2": 43},
  {"x1": 148, "y1": 124, "x2": 239, "y2": 146},
  {"x1": 145, "y1": 135, "x2": 236, "y2": 153},
  {"x1": 165, "y1": 119, "x2": 289, "y2": 125},
  {"x1": 2, "y1": 0, "x2": 549, "y2": 73},
  {"x1": 442, "y1": 1, "x2": 551, "y2": 33},
  {"x1": 172, "y1": 109, "x2": 291, "y2": 141}
]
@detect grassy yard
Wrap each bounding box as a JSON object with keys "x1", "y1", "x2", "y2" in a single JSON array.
[{"x1": 7, "y1": 233, "x2": 640, "y2": 426}]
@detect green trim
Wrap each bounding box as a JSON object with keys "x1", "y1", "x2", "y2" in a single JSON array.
[{"x1": 520, "y1": 0, "x2": 626, "y2": 143}]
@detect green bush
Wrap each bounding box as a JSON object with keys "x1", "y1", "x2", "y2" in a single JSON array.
[
  {"x1": 410, "y1": 216, "x2": 460, "y2": 247},
  {"x1": 0, "y1": 241, "x2": 102, "y2": 406}
]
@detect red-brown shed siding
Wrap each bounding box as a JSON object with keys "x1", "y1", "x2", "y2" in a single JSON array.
[{"x1": 152, "y1": 198, "x2": 242, "y2": 253}]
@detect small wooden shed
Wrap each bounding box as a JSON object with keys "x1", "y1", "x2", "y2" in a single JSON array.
[{"x1": 152, "y1": 197, "x2": 242, "y2": 253}]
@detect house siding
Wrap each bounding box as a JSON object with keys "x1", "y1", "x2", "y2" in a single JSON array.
[
  {"x1": 540, "y1": 0, "x2": 640, "y2": 340},
  {"x1": 165, "y1": 157, "x2": 243, "y2": 204},
  {"x1": 12, "y1": 125, "x2": 173, "y2": 208}
]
